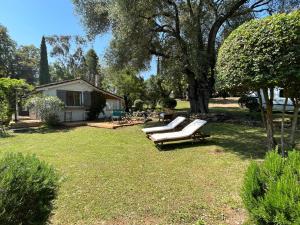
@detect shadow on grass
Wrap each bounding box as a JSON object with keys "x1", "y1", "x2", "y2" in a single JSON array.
[
  {"x1": 12, "y1": 126, "x2": 73, "y2": 134},
  {"x1": 0, "y1": 133, "x2": 15, "y2": 139},
  {"x1": 146, "y1": 121, "x2": 267, "y2": 159},
  {"x1": 157, "y1": 139, "x2": 212, "y2": 151},
  {"x1": 206, "y1": 122, "x2": 267, "y2": 159}
]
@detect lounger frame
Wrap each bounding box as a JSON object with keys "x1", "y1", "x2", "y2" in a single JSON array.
[{"x1": 150, "y1": 130, "x2": 210, "y2": 146}]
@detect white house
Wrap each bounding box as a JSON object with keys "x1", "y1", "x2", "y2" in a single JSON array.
[{"x1": 30, "y1": 79, "x2": 124, "y2": 122}]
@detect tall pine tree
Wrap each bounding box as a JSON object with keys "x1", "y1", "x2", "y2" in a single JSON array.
[
  {"x1": 39, "y1": 36, "x2": 50, "y2": 85},
  {"x1": 85, "y1": 49, "x2": 101, "y2": 87}
]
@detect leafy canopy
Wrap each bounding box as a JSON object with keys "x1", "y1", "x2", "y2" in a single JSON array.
[
  {"x1": 0, "y1": 25, "x2": 16, "y2": 77},
  {"x1": 216, "y1": 10, "x2": 300, "y2": 93}
]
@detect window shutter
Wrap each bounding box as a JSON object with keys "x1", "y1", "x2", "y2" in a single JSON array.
[
  {"x1": 84, "y1": 91, "x2": 91, "y2": 107},
  {"x1": 56, "y1": 90, "x2": 66, "y2": 105}
]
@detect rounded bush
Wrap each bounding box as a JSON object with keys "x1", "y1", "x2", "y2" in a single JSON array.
[
  {"x1": 133, "y1": 99, "x2": 144, "y2": 111},
  {"x1": 160, "y1": 97, "x2": 177, "y2": 109},
  {"x1": 217, "y1": 11, "x2": 300, "y2": 92},
  {"x1": 242, "y1": 150, "x2": 300, "y2": 225},
  {"x1": 0, "y1": 153, "x2": 59, "y2": 225},
  {"x1": 26, "y1": 96, "x2": 64, "y2": 126}
]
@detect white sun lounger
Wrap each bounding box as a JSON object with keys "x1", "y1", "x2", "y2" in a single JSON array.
[
  {"x1": 149, "y1": 119, "x2": 208, "y2": 145},
  {"x1": 142, "y1": 116, "x2": 186, "y2": 134}
]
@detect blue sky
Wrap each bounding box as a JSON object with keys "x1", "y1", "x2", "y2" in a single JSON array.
[{"x1": 0, "y1": 0, "x2": 156, "y2": 78}]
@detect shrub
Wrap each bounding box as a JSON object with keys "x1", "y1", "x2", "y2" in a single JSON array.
[
  {"x1": 133, "y1": 99, "x2": 144, "y2": 111},
  {"x1": 0, "y1": 153, "x2": 59, "y2": 225},
  {"x1": 0, "y1": 91, "x2": 9, "y2": 135},
  {"x1": 26, "y1": 96, "x2": 64, "y2": 126},
  {"x1": 242, "y1": 150, "x2": 300, "y2": 225},
  {"x1": 88, "y1": 91, "x2": 106, "y2": 120},
  {"x1": 238, "y1": 95, "x2": 259, "y2": 112},
  {"x1": 160, "y1": 97, "x2": 177, "y2": 109},
  {"x1": 0, "y1": 78, "x2": 32, "y2": 123}
]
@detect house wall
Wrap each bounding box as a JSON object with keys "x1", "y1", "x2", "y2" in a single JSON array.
[{"x1": 30, "y1": 80, "x2": 123, "y2": 122}]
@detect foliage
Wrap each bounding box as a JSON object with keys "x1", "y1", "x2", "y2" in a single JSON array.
[
  {"x1": 133, "y1": 99, "x2": 144, "y2": 111},
  {"x1": 217, "y1": 11, "x2": 300, "y2": 93},
  {"x1": 39, "y1": 36, "x2": 50, "y2": 85},
  {"x1": 14, "y1": 45, "x2": 40, "y2": 84},
  {"x1": 144, "y1": 74, "x2": 168, "y2": 109},
  {"x1": 0, "y1": 78, "x2": 32, "y2": 123},
  {"x1": 46, "y1": 35, "x2": 87, "y2": 81},
  {"x1": 0, "y1": 24, "x2": 16, "y2": 77},
  {"x1": 160, "y1": 97, "x2": 177, "y2": 109},
  {"x1": 242, "y1": 150, "x2": 300, "y2": 225},
  {"x1": 0, "y1": 90, "x2": 9, "y2": 135},
  {"x1": 0, "y1": 153, "x2": 59, "y2": 225},
  {"x1": 238, "y1": 95, "x2": 260, "y2": 112},
  {"x1": 216, "y1": 11, "x2": 300, "y2": 150},
  {"x1": 72, "y1": 0, "x2": 294, "y2": 113},
  {"x1": 85, "y1": 49, "x2": 102, "y2": 87},
  {"x1": 26, "y1": 96, "x2": 64, "y2": 126},
  {"x1": 103, "y1": 67, "x2": 145, "y2": 110},
  {"x1": 87, "y1": 91, "x2": 106, "y2": 120}
]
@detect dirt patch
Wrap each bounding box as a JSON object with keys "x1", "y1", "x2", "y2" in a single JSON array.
[
  {"x1": 87, "y1": 120, "x2": 144, "y2": 129},
  {"x1": 209, "y1": 98, "x2": 240, "y2": 108},
  {"x1": 223, "y1": 206, "x2": 247, "y2": 225}
]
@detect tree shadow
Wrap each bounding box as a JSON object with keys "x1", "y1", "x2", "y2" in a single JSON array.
[
  {"x1": 12, "y1": 126, "x2": 73, "y2": 134},
  {"x1": 150, "y1": 122, "x2": 268, "y2": 159},
  {"x1": 157, "y1": 139, "x2": 212, "y2": 151},
  {"x1": 0, "y1": 133, "x2": 16, "y2": 139}
]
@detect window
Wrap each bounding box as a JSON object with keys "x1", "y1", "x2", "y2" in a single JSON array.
[{"x1": 66, "y1": 91, "x2": 82, "y2": 106}]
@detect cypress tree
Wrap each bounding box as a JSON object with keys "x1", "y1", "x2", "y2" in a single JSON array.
[
  {"x1": 39, "y1": 36, "x2": 50, "y2": 85},
  {"x1": 85, "y1": 49, "x2": 101, "y2": 86}
]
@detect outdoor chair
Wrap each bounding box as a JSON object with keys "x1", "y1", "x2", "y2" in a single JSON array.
[
  {"x1": 149, "y1": 119, "x2": 208, "y2": 146},
  {"x1": 112, "y1": 110, "x2": 125, "y2": 122},
  {"x1": 142, "y1": 116, "x2": 186, "y2": 135}
]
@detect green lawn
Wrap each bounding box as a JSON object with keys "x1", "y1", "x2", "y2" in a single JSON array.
[{"x1": 0, "y1": 101, "x2": 299, "y2": 225}]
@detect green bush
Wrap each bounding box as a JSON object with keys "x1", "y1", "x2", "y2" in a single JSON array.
[
  {"x1": 0, "y1": 91, "x2": 9, "y2": 135},
  {"x1": 242, "y1": 150, "x2": 300, "y2": 225},
  {"x1": 0, "y1": 153, "x2": 59, "y2": 225},
  {"x1": 160, "y1": 97, "x2": 177, "y2": 109},
  {"x1": 88, "y1": 91, "x2": 106, "y2": 120},
  {"x1": 133, "y1": 99, "x2": 144, "y2": 111},
  {"x1": 26, "y1": 96, "x2": 64, "y2": 126}
]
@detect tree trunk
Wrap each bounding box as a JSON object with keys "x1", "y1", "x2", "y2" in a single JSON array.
[
  {"x1": 280, "y1": 97, "x2": 288, "y2": 156},
  {"x1": 257, "y1": 90, "x2": 266, "y2": 129},
  {"x1": 262, "y1": 88, "x2": 276, "y2": 150},
  {"x1": 188, "y1": 76, "x2": 209, "y2": 114},
  {"x1": 290, "y1": 99, "x2": 299, "y2": 148}
]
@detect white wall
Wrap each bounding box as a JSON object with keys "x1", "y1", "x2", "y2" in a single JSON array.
[{"x1": 33, "y1": 80, "x2": 123, "y2": 122}]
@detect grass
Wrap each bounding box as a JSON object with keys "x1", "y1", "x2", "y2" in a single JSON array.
[{"x1": 0, "y1": 99, "x2": 299, "y2": 225}]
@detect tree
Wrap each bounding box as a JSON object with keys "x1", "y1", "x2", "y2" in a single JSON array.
[
  {"x1": 13, "y1": 45, "x2": 40, "y2": 84},
  {"x1": 39, "y1": 36, "x2": 50, "y2": 85},
  {"x1": 0, "y1": 25, "x2": 16, "y2": 77},
  {"x1": 0, "y1": 78, "x2": 32, "y2": 123},
  {"x1": 216, "y1": 11, "x2": 300, "y2": 150},
  {"x1": 73, "y1": 0, "x2": 298, "y2": 114},
  {"x1": 46, "y1": 35, "x2": 87, "y2": 81},
  {"x1": 85, "y1": 49, "x2": 102, "y2": 86},
  {"x1": 103, "y1": 67, "x2": 145, "y2": 111},
  {"x1": 145, "y1": 73, "x2": 173, "y2": 109}
]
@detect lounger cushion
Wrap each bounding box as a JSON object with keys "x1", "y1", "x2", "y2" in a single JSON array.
[
  {"x1": 142, "y1": 116, "x2": 186, "y2": 134},
  {"x1": 150, "y1": 119, "x2": 207, "y2": 142}
]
